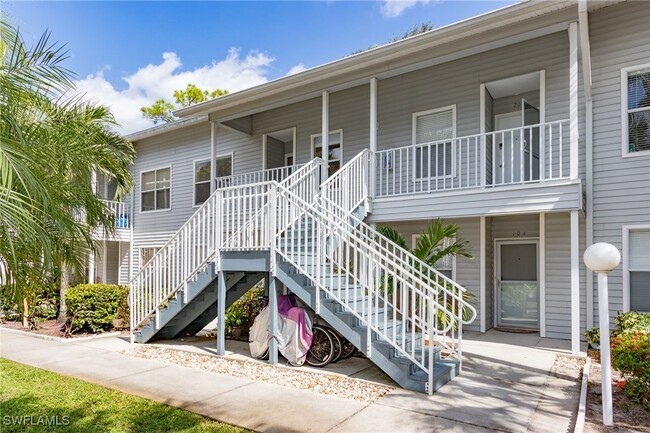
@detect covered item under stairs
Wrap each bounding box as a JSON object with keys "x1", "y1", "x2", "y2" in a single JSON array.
[{"x1": 248, "y1": 295, "x2": 313, "y2": 366}]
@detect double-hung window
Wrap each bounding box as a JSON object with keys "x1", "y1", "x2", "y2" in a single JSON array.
[
  {"x1": 413, "y1": 106, "x2": 456, "y2": 179},
  {"x1": 194, "y1": 160, "x2": 211, "y2": 206},
  {"x1": 212, "y1": 154, "x2": 233, "y2": 190},
  {"x1": 622, "y1": 66, "x2": 650, "y2": 155},
  {"x1": 141, "y1": 167, "x2": 170, "y2": 212},
  {"x1": 625, "y1": 227, "x2": 650, "y2": 312}
]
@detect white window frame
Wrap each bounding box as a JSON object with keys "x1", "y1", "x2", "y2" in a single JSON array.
[
  {"x1": 412, "y1": 234, "x2": 457, "y2": 281},
  {"x1": 215, "y1": 152, "x2": 234, "y2": 178},
  {"x1": 412, "y1": 105, "x2": 457, "y2": 180},
  {"x1": 310, "y1": 129, "x2": 344, "y2": 165},
  {"x1": 140, "y1": 166, "x2": 172, "y2": 213},
  {"x1": 622, "y1": 225, "x2": 650, "y2": 312},
  {"x1": 621, "y1": 64, "x2": 650, "y2": 158},
  {"x1": 193, "y1": 158, "x2": 211, "y2": 207}
]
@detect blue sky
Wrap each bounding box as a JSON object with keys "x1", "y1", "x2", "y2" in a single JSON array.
[{"x1": 4, "y1": 0, "x2": 516, "y2": 133}]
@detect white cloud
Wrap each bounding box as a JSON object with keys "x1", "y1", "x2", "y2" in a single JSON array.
[
  {"x1": 287, "y1": 63, "x2": 308, "y2": 76},
  {"x1": 380, "y1": 0, "x2": 432, "y2": 18},
  {"x1": 72, "y1": 50, "x2": 274, "y2": 134}
]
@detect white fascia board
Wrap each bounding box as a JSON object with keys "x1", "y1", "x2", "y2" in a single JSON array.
[{"x1": 176, "y1": 0, "x2": 578, "y2": 119}]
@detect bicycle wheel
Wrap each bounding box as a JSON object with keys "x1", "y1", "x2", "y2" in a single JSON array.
[
  {"x1": 324, "y1": 327, "x2": 343, "y2": 363},
  {"x1": 306, "y1": 325, "x2": 335, "y2": 367},
  {"x1": 340, "y1": 339, "x2": 357, "y2": 359}
]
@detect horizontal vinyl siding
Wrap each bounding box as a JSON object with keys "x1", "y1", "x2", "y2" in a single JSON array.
[
  {"x1": 379, "y1": 218, "x2": 482, "y2": 332},
  {"x1": 131, "y1": 231, "x2": 177, "y2": 272},
  {"x1": 590, "y1": 1, "x2": 650, "y2": 323},
  {"x1": 118, "y1": 241, "x2": 131, "y2": 285},
  {"x1": 543, "y1": 212, "x2": 587, "y2": 339}
]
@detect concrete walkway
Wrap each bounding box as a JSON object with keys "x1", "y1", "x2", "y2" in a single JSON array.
[{"x1": 0, "y1": 329, "x2": 582, "y2": 433}]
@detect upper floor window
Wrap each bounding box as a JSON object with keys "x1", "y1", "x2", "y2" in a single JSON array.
[
  {"x1": 413, "y1": 106, "x2": 456, "y2": 178},
  {"x1": 312, "y1": 130, "x2": 343, "y2": 177},
  {"x1": 141, "y1": 167, "x2": 170, "y2": 212},
  {"x1": 622, "y1": 66, "x2": 650, "y2": 155},
  {"x1": 625, "y1": 227, "x2": 650, "y2": 312},
  {"x1": 194, "y1": 160, "x2": 211, "y2": 206},
  {"x1": 213, "y1": 154, "x2": 234, "y2": 190}
]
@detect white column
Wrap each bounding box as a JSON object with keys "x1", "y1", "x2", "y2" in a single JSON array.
[
  {"x1": 479, "y1": 216, "x2": 486, "y2": 332},
  {"x1": 210, "y1": 122, "x2": 217, "y2": 194},
  {"x1": 88, "y1": 250, "x2": 95, "y2": 284},
  {"x1": 570, "y1": 210, "x2": 580, "y2": 354},
  {"x1": 539, "y1": 213, "x2": 546, "y2": 337},
  {"x1": 369, "y1": 78, "x2": 377, "y2": 199},
  {"x1": 102, "y1": 240, "x2": 108, "y2": 284},
  {"x1": 262, "y1": 134, "x2": 268, "y2": 170},
  {"x1": 321, "y1": 91, "x2": 329, "y2": 181},
  {"x1": 479, "y1": 84, "x2": 486, "y2": 187},
  {"x1": 569, "y1": 22, "x2": 579, "y2": 180}
]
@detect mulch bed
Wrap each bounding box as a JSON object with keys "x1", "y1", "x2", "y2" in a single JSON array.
[
  {"x1": 584, "y1": 354, "x2": 650, "y2": 433},
  {"x1": 0, "y1": 319, "x2": 126, "y2": 339}
]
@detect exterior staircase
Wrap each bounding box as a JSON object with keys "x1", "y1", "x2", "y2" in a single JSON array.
[{"x1": 130, "y1": 151, "x2": 476, "y2": 394}]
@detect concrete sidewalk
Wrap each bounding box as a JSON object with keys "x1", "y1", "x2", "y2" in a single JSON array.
[{"x1": 0, "y1": 329, "x2": 582, "y2": 433}]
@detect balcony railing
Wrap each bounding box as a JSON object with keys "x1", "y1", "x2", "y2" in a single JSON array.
[
  {"x1": 375, "y1": 119, "x2": 570, "y2": 197},
  {"x1": 102, "y1": 199, "x2": 130, "y2": 229},
  {"x1": 214, "y1": 164, "x2": 304, "y2": 190}
]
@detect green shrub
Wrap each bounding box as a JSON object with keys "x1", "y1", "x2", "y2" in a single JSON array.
[
  {"x1": 611, "y1": 331, "x2": 650, "y2": 408},
  {"x1": 614, "y1": 311, "x2": 650, "y2": 335},
  {"x1": 65, "y1": 284, "x2": 127, "y2": 333},
  {"x1": 224, "y1": 286, "x2": 265, "y2": 335}
]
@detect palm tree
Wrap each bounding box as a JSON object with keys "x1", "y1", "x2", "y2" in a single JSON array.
[
  {"x1": 0, "y1": 20, "x2": 135, "y2": 324},
  {"x1": 377, "y1": 219, "x2": 475, "y2": 326}
]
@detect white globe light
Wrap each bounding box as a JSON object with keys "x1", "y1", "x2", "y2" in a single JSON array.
[{"x1": 583, "y1": 243, "x2": 621, "y2": 272}]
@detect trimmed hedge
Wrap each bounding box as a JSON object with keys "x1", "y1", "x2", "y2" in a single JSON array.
[{"x1": 65, "y1": 284, "x2": 129, "y2": 333}]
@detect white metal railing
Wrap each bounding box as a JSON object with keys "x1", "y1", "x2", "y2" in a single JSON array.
[
  {"x1": 275, "y1": 182, "x2": 474, "y2": 395},
  {"x1": 129, "y1": 161, "x2": 320, "y2": 334},
  {"x1": 320, "y1": 148, "x2": 371, "y2": 216},
  {"x1": 222, "y1": 159, "x2": 323, "y2": 250},
  {"x1": 215, "y1": 163, "x2": 304, "y2": 190},
  {"x1": 376, "y1": 120, "x2": 570, "y2": 197},
  {"x1": 101, "y1": 199, "x2": 130, "y2": 228}
]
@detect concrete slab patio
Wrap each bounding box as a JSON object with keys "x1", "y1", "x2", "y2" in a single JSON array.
[{"x1": 0, "y1": 328, "x2": 583, "y2": 433}]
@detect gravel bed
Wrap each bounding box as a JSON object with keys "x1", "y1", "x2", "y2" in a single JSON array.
[
  {"x1": 554, "y1": 354, "x2": 585, "y2": 371},
  {"x1": 122, "y1": 345, "x2": 393, "y2": 403}
]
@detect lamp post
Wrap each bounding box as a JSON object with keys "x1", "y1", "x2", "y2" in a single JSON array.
[{"x1": 583, "y1": 242, "x2": 621, "y2": 427}]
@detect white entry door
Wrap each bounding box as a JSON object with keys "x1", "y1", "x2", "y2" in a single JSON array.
[{"x1": 496, "y1": 240, "x2": 539, "y2": 328}]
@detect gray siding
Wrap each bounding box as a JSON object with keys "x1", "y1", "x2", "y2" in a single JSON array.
[
  {"x1": 590, "y1": 1, "x2": 650, "y2": 323},
  {"x1": 543, "y1": 212, "x2": 587, "y2": 339}
]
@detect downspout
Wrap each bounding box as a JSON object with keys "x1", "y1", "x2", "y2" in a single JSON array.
[{"x1": 579, "y1": 0, "x2": 595, "y2": 329}]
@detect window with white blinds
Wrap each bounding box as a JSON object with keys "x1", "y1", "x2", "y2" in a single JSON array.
[
  {"x1": 628, "y1": 228, "x2": 650, "y2": 312},
  {"x1": 622, "y1": 66, "x2": 650, "y2": 154},
  {"x1": 413, "y1": 106, "x2": 455, "y2": 178}
]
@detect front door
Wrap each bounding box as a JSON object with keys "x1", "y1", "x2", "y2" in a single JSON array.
[{"x1": 497, "y1": 241, "x2": 539, "y2": 328}]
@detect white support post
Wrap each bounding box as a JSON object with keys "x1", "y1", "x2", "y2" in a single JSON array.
[
  {"x1": 102, "y1": 240, "x2": 108, "y2": 284},
  {"x1": 88, "y1": 250, "x2": 95, "y2": 284},
  {"x1": 479, "y1": 216, "x2": 486, "y2": 333},
  {"x1": 539, "y1": 213, "x2": 546, "y2": 337},
  {"x1": 210, "y1": 122, "x2": 217, "y2": 194},
  {"x1": 321, "y1": 91, "x2": 329, "y2": 181},
  {"x1": 569, "y1": 22, "x2": 579, "y2": 180},
  {"x1": 369, "y1": 78, "x2": 377, "y2": 199},
  {"x1": 217, "y1": 270, "x2": 226, "y2": 356},
  {"x1": 570, "y1": 210, "x2": 580, "y2": 355},
  {"x1": 262, "y1": 134, "x2": 268, "y2": 170},
  {"x1": 479, "y1": 84, "x2": 486, "y2": 188},
  {"x1": 268, "y1": 276, "x2": 279, "y2": 365}
]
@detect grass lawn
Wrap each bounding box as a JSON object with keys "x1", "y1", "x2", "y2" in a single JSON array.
[{"x1": 0, "y1": 358, "x2": 251, "y2": 433}]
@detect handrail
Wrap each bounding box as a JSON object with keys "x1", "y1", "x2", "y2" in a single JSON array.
[
  {"x1": 320, "y1": 148, "x2": 371, "y2": 216},
  {"x1": 129, "y1": 160, "x2": 323, "y2": 334},
  {"x1": 215, "y1": 163, "x2": 305, "y2": 189},
  {"x1": 273, "y1": 181, "x2": 456, "y2": 394}
]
